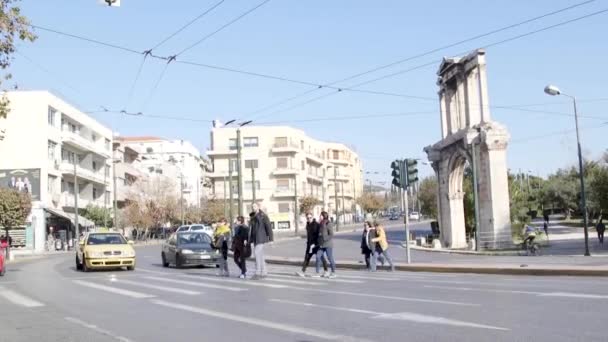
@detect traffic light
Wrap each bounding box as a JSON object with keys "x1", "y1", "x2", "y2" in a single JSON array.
[
  {"x1": 391, "y1": 160, "x2": 402, "y2": 188},
  {"x1": 405, "y1": 159, "x2": 418, "y2": 187}
]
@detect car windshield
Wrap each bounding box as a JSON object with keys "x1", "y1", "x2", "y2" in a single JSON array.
[
  {"x1": 190, "y1": 225, "x2": 205, "y2": 231},
  {"x1": 177, "y1": 233, "x2": 211, "y2": 246},
  {"x1": 86, "y1": 233, "x2": 126, "y2": 245}
]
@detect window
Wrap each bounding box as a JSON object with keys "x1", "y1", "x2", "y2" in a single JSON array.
[
  {"x1": 47, "y1": 141, "x2": 56, "y2": 161},
  {"x1": 276, "y1": 157, "x2": 288, "y2": 169},
  {"x1": 91, "y1": 132, "x2": 97, "y2": 142},
  {"x1": 92, "y1": 161, "x2": 97, "y2": 171},
  {"x1": 48, "y1": 175, "x2": 56, "y2": 193},
  {"x1": 274, "y1": 137, "x2": 287, "y2": 147},
  {"x1": 62, "y1": 148, "x2": 75, "y2": 163},
  {"x1": 146, "y1": 147, "x2": 153, "y2": 153},
  {"x1": 105, "y1": 165, "x2": 110, "y2": 178},
  {"x1": 277, "y1": 221, "x2": 291, "y2": 230},
  {"x1": 301, "y1": 160, "x2": 305, "y2": 170},
  {"x1": 68, "y1": 122, "x2": 77, "y2": 133},
  {"x1": 229, "y1": 138, "x2": 237, "y2": 150},
  {"x1": 276, "y1": 179, "x2": 290, "y2": 191},
  {"x1": 48, "y1": 107, "x2": 56, "y2": 126},
  {"x1": 93, "y1": 187, "x2": 98, "y2": 199},
  {"x1": 243, "y1": 137, "x2": 258, "y2": 147},
  {"x1": 333, "y1": 150, "x2": 340, "y2": 160},
  {"x1": 278, "y1": 203, "x2": 290, "y2": 213},
  {"x1": 245, "y1": 181, "x2": 260, "y2": 190},
  {"x1": 229, "y1": 159, "x2": 238, "y2": 172},
  {"x1": 300, "y1": 140, "x2": 304, "y2": 149},
  {"x1": 245, "y1": 159, "x2": 258, "y2": 169},
  {"x1": 105, "y1": 138, "x2": 110, "y2": 150}
]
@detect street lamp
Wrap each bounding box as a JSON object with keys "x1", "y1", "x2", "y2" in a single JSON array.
[{"x1": 544, "y1": 84, "x2": 590, "y2": 256}]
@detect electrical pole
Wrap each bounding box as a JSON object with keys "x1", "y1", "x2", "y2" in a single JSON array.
[
  {"x1": 236, "y1": 129, "x2": 243, "y2": 218},
  {"x1": 251, "y1": 167, "x2": 256, "y2": 203},
  {"x1": 404, "y1": 185, "x2": 410, "y2": 264},
  {"x1": 223, "y1": 175, "x2": 227, "y2": 218},
  {"x1": 341, "y1": 182, "x2": 345, "y2": 225},
  {"x1": 322, "y1": 169, "x2": 326, "y2": 210},
  {"x1": 73, "y1": 159, "x2": 79, "y2": 251},
  {"x1": 333, "y1": 167, "x2": 339, "y2": 232},
  {"x1": 180, "y1": 174, "x2": 185, "y2": 225},
  {"x1": 103, "y1": 163, "x2": 108, "y2": 228},
  {"x1": 294, "y1": 174, "x2": 299, "y2": 235},
  {"x1": 113, "y1": 160, "x2": 118, "y2": 234},
  {"x1": 228, "y1": 167, "x2": 234, "y2": 226}
]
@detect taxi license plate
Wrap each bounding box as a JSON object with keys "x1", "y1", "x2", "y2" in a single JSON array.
[{"x1": 200, "y1": 255, "x2": 210, "y2": 259}]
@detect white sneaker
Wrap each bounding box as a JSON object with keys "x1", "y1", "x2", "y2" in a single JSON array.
[
  {"x1": 321, "y1": 271, "x2": 330, "y2": 278},
  {"x1": 239, "y1": 274, "x2": 246, "y2": 279},
  {"x1": 311, "y1": 273, "x2": 322, "y2": 278},
  {"x1": 296, "y1": 271, "x2": 306, "y2": 278},
  {"x1": 328, "y1": 273, "x2": 337, "y2": 279}
]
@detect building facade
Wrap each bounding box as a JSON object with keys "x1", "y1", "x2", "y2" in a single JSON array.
[
  {"x1": 119, "y1": 137, "x2": 210, "y2": 207},
  {"x1": 207, "y1": 124, "x2": 363, "y2": 231},
  {"x1": 112, "y1": 139, "x2": 145, "y2": 209},
  {"x1": 0, "y1": 91, "x2": 113, "y2": 252}
]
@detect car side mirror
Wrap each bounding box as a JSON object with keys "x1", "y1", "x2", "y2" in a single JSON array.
[{"x1": 128, "y1": 240, "x2": 134, "y2": 245}]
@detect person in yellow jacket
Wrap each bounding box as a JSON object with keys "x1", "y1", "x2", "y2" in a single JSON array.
[
  {"x1": 213, "y1": 218, "x2": 231, "y2": 277},
  {"x1": 371, "y1": 222, "x2": 395, "y2": 272}
]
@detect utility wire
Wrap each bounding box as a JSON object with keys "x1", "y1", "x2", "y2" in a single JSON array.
[
  {"x1": 150, "y1": 0, "x2": 226, "y2": 51},
  {"x1": 29, "y1": 24, "x2": 142, "y2": 54},
  {"x1": 141, "y1": 61, "x2": 172, "y2": 111},
  {"x1": 241, "y1": 0, "x2": 598, "y2": 121},
  {"x1": 249, "y1": 7, "x2": 608, "y2": 121},
  {"x1": 176, "y1": 0, "x2": 271, "y2": 56}
]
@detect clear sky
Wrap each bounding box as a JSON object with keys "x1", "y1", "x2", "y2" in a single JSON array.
[{"x1": 10, "y1": 0, "x2": 608, "y2": 185}]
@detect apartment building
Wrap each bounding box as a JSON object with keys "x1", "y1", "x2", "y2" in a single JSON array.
[
  {"x1": 207, "y1": 123, "x2": 364, "y2": 231},
  {"x1": 0, "y1": 91, "x2": 113, "y2": 252},
  {"x1": 112, "y1": 139, "x2": 145, "y2": 208},
  {"x1": 120, "y1": 137, "x2": 210, "y2": 206}
]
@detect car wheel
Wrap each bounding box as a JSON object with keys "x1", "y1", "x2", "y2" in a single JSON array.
[
  {"x1": 161, "y1": 252, "x2": 169, "y2": 268},
  {"x1": 75, "y1": 255, "x2": 82, "y2": 271},
  {"x1": 127, "y1": 265, "x2": 135, "y2": 271},
  {"x1": 82, "y1": 257, "x2": 89, "y2": 272},
  {"x1": 175, "y1": 254, "x2": 183, "y2": 269}
]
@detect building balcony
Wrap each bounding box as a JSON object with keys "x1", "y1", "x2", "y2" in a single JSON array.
[
  {"x1": 329, "y1": 158, "x2": 349, "y2": 166},
  {"x1": 272, "y1": 168, "x2": 298, "y2": 176},
  {"x1": 271, "y1": 140, "x2": 299, "y2": 153},
  {"x1": 115, "y1": 162, "x2": 142, "y2": 178},
  {"x1": 206, "y1": 148, "x2": 237, "y2": 157},
  {"x1": 60, "y1": 162, "x2": 108, "y2": 186},
  {"x1": 306, "y1": 173, "x2": 323, "y2": 183},
  {"x1": 61, "y1": 193, "x2": 107, "y2": 209},
  {"x1": 305, "y1": 153, "x2": 324, "y2": 165},
  {"x1": 62, "y1": 131, "x2": 111, "y2": 159},
  {"x1": 273, "y1": 188, "x2": 295, "y2": 198}
]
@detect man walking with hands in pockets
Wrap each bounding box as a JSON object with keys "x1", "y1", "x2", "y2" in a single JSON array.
[
  {"x1": 296, "y1": 212, "x2": 327, "y2": 277},
  {"x1": 249, "y1": 203, "x2": 273, "y2": 280}
]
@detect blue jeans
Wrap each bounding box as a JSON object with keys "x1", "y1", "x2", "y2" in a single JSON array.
[
  {"x1": 316, "y1": 247, "x2": 336, "y2": 273},
  {"x1": 371, "y1": 249, "x2": 393, "y2": 271}
]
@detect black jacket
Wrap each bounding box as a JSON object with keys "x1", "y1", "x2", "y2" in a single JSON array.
[
  {"x1": 249, "y1": 211, "x2": 273, "y2": 245},
  {"x1": 361, "y1": 229, "x2": 372, "y2": 254},
  {"x1": 232, "y1": 224, "x2": 250, "y2": 252},
  {"x1": 305, "y1": 220, "x2": 321, "y2": 246}
]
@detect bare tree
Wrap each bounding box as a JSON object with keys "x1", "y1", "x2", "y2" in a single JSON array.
[{"x1": 123, "y1": 177, "x2": 178, "y2": 236}]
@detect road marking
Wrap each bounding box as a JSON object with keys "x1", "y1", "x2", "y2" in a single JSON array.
[
  {"x1": 424, "y1": 285, "x2": 608, "y2": 299},
  {"x1": 260, "y1": 276, "x2": 325, "y2": 286},
  {"x1": 0, "y1": 286, "x2": 44, "y2": 307},
  {"x1": 73, "y1": 280, "x2": 155, "y2": 299},
  {"x1": 65, "y1": 317, "x2": 134, "y2": 342},
  {"x1": 268, "y1": 273, "x2": 363, "y2": 284},
  {"x1": 151, "y1": 299, "x2": 369, "y2": 341},
  {"x1": 115, "y1": 279, "x2": 201, "y2": 295},
  {"x1": 180, "y1": 274, "x2": 289, "y2": 289},
  {"x1": 286, "y1": 286, "x2": 479, "y2": 306},
  {"x1": 271, "y1": 299, "x2": 507, "y2": 331},
  {"x1": 143, "y1": 276, "x2": 247, "y2": 292}
]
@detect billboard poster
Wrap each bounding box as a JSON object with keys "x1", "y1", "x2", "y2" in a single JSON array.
[{"x1": 0, "y1": 168, "x2": 42, "y2": 201}]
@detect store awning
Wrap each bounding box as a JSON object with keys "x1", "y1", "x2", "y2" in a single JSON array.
[{"x1": 44, "y1": 208, "x2": 95, "y2": 228}]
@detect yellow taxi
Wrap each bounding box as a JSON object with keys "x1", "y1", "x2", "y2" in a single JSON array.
[{"x1": 76, "y1": 232, "x2": 136, "y2": 272}]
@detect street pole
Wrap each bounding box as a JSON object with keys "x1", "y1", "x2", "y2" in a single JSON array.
[
  {"x1": 471, "y1": 142, "x2": 481, "y2": 251},
  {"x1": 571, "y1": 96, "x2": 590, "y2": 256},
  {"x1": 180, "y1": 174, "x2": 185, "y2": 225},
  {"x1": 228, "y1": 168, "x2": 234, "y2": 226},
  {"x1": 333, "y1": 167, "x2": 339, "y2": 232},
  {"x1": 294, "y1": 174, "x2": 299, "y2": 236},
  {"x1": 352, "y1": 180, "x2": 356, "y2": 222},
  {"x1": 236, "y1": 129, "x2": 243, "y2": 218},
  {"x1": 113, "y1": 160, "x2": 118, "y2": 233},
  {"x1": 73, "y1": 160, "x2": 79, "y2": 250},
  {"x1": 322, "y1": 170, "x2": 326, "y2": 210},
  {"x1": 251, "y1": 167, "x2": 256, "y2": 203},
  {"x1": 404, "y1": 186, "x2": 411, "y2": 264},
  {"x1": 341, "y1": 182, "x2": 345, "y2": 225},
  {"x1": 223, "y1": 175, "x2": 227, "y2": 218},
  {"x1": 103, "y1": 164, "x2": 108, "y2": 228}
]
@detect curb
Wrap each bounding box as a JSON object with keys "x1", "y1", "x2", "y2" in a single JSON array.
[{"x1": 264, "y1": 257, "x2": 608, "y2": 277}]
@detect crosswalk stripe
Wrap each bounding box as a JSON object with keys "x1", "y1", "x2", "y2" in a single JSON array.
[
  {"x1": 73, "y1": 280, "x2": 155, "y2": 299},
  {"x1": 268, "y1": 273, "x2": 363, "y2": 284},
  {"x1": 0, "y1": 286, "x2": 44, "y2": 308},
  {"x1": 261, "y1": 277, "x2": 324, "y2": 286},
  {"x1": 114, "y1": 279, "x2": 201, "y2": 295},
  {"x1": 143, "y1": 276, "x2": 247, "y2": 292},
  {"x1": 179, "y1": 274, "x2": 289, "y2": 289}
]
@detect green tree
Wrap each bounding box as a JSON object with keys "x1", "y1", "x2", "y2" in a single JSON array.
[
  {"x1": 200, "y1": 199, "x2": 225, "y2": 223},
  {"x1": 356, "y1": 193, "x2": 385, "y2": 215},
  {"x1": 0, "y1": 0, "x2": 36, "y2": 120},
  {"x1": 81, "y1": 204, "x2": 113, "y2": 228},
  {"x1": 299, "y1": 195, "x2": 320, "y2": 215},
  {"x1": 0, "y1": 188, "x2": 31, "y2": 256},
  {"x1": 418, "y1": 177, "x2": 438, "y2": 219}
]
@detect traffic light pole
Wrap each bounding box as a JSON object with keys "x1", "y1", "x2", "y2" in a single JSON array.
[{"x1": 404, "y1": 187, "x2": 411, "y2": 264}]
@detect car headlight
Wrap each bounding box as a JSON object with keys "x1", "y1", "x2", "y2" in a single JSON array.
[
  {"x1": 123, "y1": 250, "x2": 135, "y2": 257},
  {"x1": 87, "y1": 251, "x2": 105, "y2": 258},
  {"x1": 180, "y1": 249, "x2": 193, "y2": 254}
]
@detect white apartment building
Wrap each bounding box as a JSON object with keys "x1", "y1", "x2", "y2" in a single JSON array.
[
  {"x1": 0, "y1": 91, "x2": 113, "y2": 252},
  {"x1": 207, "y1": 123, "x2": 364, "y2": 231},
  {"x1": 112, "y1": 139, "x2": 145, "y2": 209},
  {"x1": 120, "y1": 137, "x2": 210, "y2": 206}
]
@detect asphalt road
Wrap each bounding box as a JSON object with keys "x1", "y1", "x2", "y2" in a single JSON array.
[{"x1": 1, "y1": 245, "x2": 608, "y2": 341}]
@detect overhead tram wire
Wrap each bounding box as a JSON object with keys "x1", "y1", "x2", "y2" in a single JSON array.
[
  {"x1": 241, "y1": 0, "x2": 597, "y2": 121},
  {"x1": 175, "y1": 0, "x2": 272, "y2": 57},
  {"x1": 249, "y1": 7, "x2": 608, "y2": 121}
]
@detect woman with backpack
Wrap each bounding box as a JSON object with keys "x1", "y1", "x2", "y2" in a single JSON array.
[{"x1": 213, "y1": 218, "x2": 231, "y2": 277}]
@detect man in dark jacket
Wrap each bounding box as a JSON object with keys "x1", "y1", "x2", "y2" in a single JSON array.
[
  {"x1": 232, "y1": 216, "x2": 250, "y2": 278},
  {"x1": 249, "y1": 203, "x2": 273, "y2": 279},
  {"x1": 296, "y1": 212, "x2": 327, "y2": 277},
  {"x1": 315, "y1": 211, "x2": 337, "y2": 278}
]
